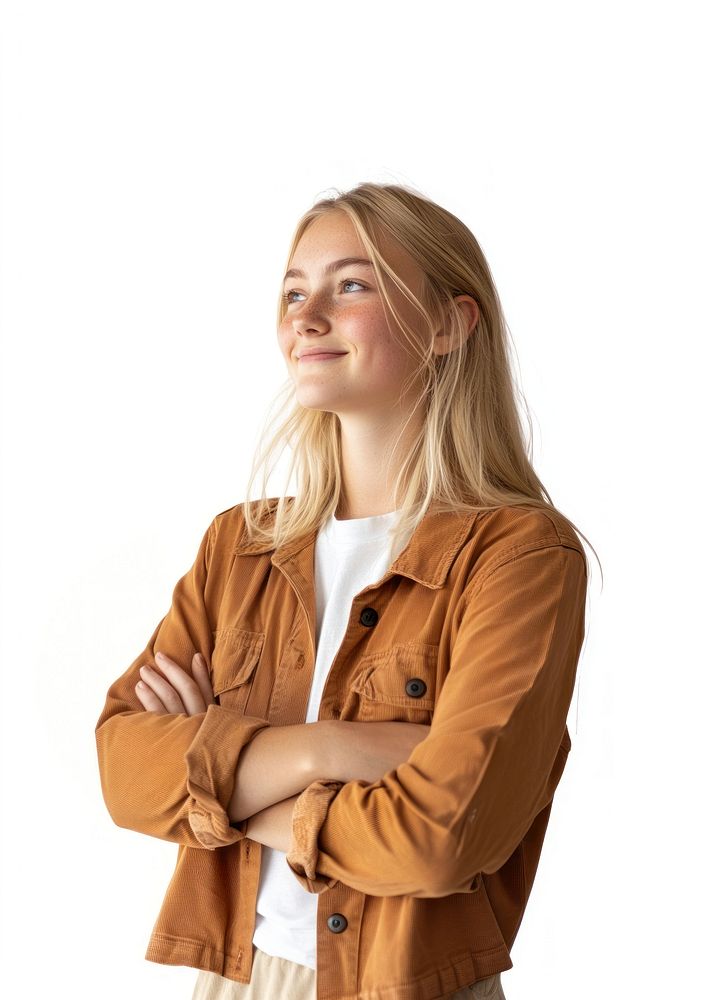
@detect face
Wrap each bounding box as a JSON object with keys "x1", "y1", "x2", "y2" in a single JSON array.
[{"x1": 278, "y1": 211, "x2": 429, "y2": 418}]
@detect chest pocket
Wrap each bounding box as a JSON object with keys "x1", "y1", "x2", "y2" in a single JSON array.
[
  {"x1": 210, "y1": 626, "x2": 264, "y2": 715},
  {"x1": 349, "y1": 641, "x2": 438, "y2": 724}
]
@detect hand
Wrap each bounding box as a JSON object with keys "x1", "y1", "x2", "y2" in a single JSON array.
[{"x1": 135, "y1": 651, "x2": 215, "y2": 716}]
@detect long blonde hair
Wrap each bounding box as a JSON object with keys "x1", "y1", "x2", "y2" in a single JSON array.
[{"x1": 242, "y1": 181, "x2": 601, "y2": 581}]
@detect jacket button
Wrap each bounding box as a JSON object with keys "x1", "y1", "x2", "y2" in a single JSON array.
[
  {"x1": 405, "y1": 677, "x2": 427, "y2": 698},
  {"x1": 327, "y1": 913, "x2": 348, "y2": 933},
  {"x1": 359, "y1": 607, "x2": 378, "y2": 627}
]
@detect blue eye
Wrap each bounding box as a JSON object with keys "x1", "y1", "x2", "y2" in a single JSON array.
[{"x1": 282, "y1": 278, "x2": 367, "y2": 305}]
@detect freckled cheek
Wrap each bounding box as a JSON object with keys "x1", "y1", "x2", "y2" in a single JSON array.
[{"x1": 342, "y1": 306, "x2": 392, "y2": 347}]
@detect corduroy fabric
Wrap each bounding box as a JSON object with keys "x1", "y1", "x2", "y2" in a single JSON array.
[
  {"x1": 191, "y1": 946, "x2": 507, "y2": 999},
  {"x1": 95, "y1": 497, "x2": 587, "y2": 1000}
]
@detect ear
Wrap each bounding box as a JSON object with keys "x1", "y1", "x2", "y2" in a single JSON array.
[{"x1": 432, "y1": 295, "x2": 480, "y2": 357}]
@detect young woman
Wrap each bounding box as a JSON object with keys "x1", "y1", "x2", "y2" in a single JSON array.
[{"x1": 96, "y1": 182, "x2": 598, "y2": 1000}]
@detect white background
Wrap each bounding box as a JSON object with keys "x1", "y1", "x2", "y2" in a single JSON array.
[{"x1": 1, "y1": 2, "x2": 704, "y2": 997}]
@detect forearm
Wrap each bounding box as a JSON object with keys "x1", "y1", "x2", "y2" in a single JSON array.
[
  {"x1": 244, "y1": 794, "x2": 300, "y2": 853},
  {"x1": 239, "y1": 720, "x2": 430, "y2": 854},
  {"x1": 228, "y1": 720, "x2": 334, "y2": 823}
]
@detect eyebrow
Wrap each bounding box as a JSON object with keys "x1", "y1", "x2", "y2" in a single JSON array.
[{"x1": 283, "y1": 257, "x2": 374, "y2": 283}]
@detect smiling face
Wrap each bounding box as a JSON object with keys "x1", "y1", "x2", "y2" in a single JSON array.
[{"x1": 278, "y1": 210, "x2": 429, "y2": 418}]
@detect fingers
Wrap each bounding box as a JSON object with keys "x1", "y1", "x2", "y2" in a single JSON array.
[
  {"x1": 135, "y1": 679, "x2": 169, "y2": 714},
  {"x1": 192, "y1": 652, "x2": 216, "y2": 707},
  {"x1": 134, "y1": 650, "x2": 213, "y2": 717},
  {"x1": 137, "y1": 661, "x2": 188, "y2": 715}
]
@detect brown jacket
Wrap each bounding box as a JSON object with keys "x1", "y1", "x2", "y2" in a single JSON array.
[{"x1": 95, "y1": 497, "x2": 588, "y2": 999}]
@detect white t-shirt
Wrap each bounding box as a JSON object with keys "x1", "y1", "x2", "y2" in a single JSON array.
[{"x1": 251, "y1": 505, "x2": 414, "y2": 969}]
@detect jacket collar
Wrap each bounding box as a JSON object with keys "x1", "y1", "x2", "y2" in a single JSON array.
[{"x1": 232, "y1": 498, "x2": 478, "y2": 590}]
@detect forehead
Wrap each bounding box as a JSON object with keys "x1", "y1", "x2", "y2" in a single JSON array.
[{"x1": 289, "y1": 210, "x2": 423, "y2": 288}]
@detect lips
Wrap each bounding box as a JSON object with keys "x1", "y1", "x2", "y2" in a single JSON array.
[
  {"x1": 298, "y1": 349, "x2": 346, "y2": 357},
  {"x1": 297, "y1": 351, "x2": 348, "y2": 361}
]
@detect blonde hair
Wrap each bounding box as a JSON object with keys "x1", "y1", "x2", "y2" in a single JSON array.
[{"x1": 242, "y1": 181, "x2": 601, "y2": 581}]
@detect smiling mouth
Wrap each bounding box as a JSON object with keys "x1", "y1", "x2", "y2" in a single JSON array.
[{"x1": 298, "y1": 352, "x2": 347, "y2": 363}]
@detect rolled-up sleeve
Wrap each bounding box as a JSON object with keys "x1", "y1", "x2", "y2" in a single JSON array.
[
  {"x1": 286, "y1": 541, "x2": 588, "y2": 897},
  {"x1": 286, "y1": 778, "x2": 345, "y2": 893},
  {"x1": 95, "y1": 516, "x2": 271, "y2": 849}
]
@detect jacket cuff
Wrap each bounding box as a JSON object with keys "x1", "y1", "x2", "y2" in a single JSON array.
[
  {"x1": 285, "y1": 778, "x2": 345, "y2": 893},
  {"x1": 184, "y1": 704, "x2": 271, "y2": 849}
]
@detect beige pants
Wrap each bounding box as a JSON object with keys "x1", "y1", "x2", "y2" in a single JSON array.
[{"x1": 191, "y1": 944, "x2": 507, "y2": 999}]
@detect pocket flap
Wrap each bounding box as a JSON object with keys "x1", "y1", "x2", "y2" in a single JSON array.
[
  {"x1": 210, "y1": 627, "x2": 265, "y2": 697},
  {"x1": 350, "y1": 642, "x2": 438, "y2": 710}
]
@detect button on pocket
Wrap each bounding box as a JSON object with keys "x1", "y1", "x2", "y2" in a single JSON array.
[
  {"x1": 350, "y1": 642, "x2": 438, "y2": 723},
  {"x1": 405, "y1": 677, "x2": 427, "y2": 698},
  {"x1": 210, "y1": 626, "x2": 265, "y2": 715}
]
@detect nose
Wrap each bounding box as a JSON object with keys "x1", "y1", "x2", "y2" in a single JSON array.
[
  {"x1": 291, "y1": 299, "x2": 331, "y2": 335},
  {"x1": 293, "y1": 320, "x2": 329, "y2": 337}
]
